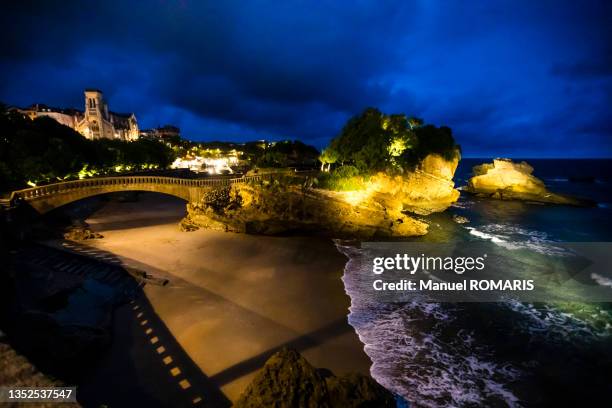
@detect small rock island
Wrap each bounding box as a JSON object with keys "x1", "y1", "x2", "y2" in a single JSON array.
[{"x1": 466, "y1": 158, "x2": 593, "y2": 206}]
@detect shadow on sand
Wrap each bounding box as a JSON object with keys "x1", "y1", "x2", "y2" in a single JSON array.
[
  {"x1": 78, "y1": 290, "x2": 231, "y2": 408},
  {"x1": 54, "y1": 239, "x2": 361, "y2": 404},
  {"x1": 209, "y1": 317, "x2": 353, "y2": 387},
  {"x1": 8, "y1": 242, "x2": 231, "y2": 408}
]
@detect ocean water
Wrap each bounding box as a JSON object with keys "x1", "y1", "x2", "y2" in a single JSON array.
[{"x1": 339, "y1": 159, "x2": 612, "y2": 407}]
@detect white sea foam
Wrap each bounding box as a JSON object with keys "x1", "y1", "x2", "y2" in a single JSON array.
[
  {"x1": 466, "y1": 226, "x2": 513, "y2": 246},
  {"x1": 335, "y1": 234, "x2": 612, "y2": 408},
  {"x1": 336, "y1": 242, "x2": 523, "y2": 408},
  {"x1": 503, "y1": 299, "x2": 611, "y2": 340},
  {"x1": 451, "y1": 200, "x2": 473, "y2": 209},
  {"x1": 591, "y1": 273, "x2": 612, "y2": 288},
  {"x1": 348, "y1": 301, "x2": 522, "y2": 408},
  {"x1": 465, "y1": 224, "x2": 568, "y2": 256}
]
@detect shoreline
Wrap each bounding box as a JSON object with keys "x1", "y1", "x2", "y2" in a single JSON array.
[{"x1": 81, "y1": 192, "x2": 372, "y2": 402}]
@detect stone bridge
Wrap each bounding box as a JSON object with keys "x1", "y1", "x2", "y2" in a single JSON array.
[{"x1": 2, "y1": 175, "x2": 263, "y2": 214}]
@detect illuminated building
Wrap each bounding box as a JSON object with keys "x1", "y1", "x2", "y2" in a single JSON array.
[
  {"x1": 76, "y1": 89, "x2": 139, "y2": 140},
  {"x1": 14, "y1": 89, "x2": 139, "y2": 141},
  {"x1": 171, "y1": 149, "x2": 241, "y2": 175},
  {"x1": 140, "y1": 125, "x2": 180, "y2": 140}
]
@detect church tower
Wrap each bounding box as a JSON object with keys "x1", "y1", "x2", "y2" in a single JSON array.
[
  {"x1": 74, "y1": 88, "x2": 138, "y2": 140},
  {"x1": 84, "y1": 89, "x2": 113, "y2": 139}
]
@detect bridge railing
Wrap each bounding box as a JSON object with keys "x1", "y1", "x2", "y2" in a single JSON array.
[{"x1": 8, "y1": 175, "x2": 265, "y2": 202}]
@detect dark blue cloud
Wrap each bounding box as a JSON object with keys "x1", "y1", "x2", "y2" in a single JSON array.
[{"x1": 1, "y1": 0, "x2": 610, "y2": 157}]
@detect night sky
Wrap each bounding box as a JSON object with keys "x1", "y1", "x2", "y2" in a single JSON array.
[{"x1": 1, "y1": 1, "x2": 610, "y2": 157}]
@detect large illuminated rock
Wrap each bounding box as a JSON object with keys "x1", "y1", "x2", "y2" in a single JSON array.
[
  {"x1": 181, "y1": 179, "x2": 429, "y2": 238},
  {"x1": 182, "y1": 153, "x2": 462, "y2": 237},
  {"x1": 368, "y1": 153, "x2": 460, "y2": 215},
  {"x1": 466, "y1": 158, "x2": 593, "y2": 205}
]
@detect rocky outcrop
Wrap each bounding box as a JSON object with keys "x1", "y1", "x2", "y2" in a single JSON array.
[
  {"x1": 182, "y1": 179, "x2": 429, "y2": 238},
  {"x1": 235, "y1": 349, "x2": 395, "y2": 408},
  {"x1": 325, "y1": 372, "x2": 397, "y2": 408},
  {"x1": 466, "y1": 158, "x2": 594, "y2": 206},
  {"x1": 368, "y1": 153, "x2": 460, "y2": 215},
  {"x1": 452, "y1": 214, "x2": 469, "y2": 224},
  {"x1": 182, "y1": 154, "x2": 462, "y2": 237},
  {"x1": 63, "y1": 223, "x2": 103, "y2": 240}
]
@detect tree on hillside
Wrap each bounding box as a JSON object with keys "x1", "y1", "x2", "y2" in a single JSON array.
[
  {"x1": 323, "y1": 108, "x2": 460, "y2": 174},
  {"x1": 319, "y1": 147, "x2": 338, "y2": 172},
  {"x1": 0, "y1": 104, "x2": 175, "y2": 191},
  {"x1": 0, "y1": 113, "x2": 91, "y2": 189},
  {"x1": 405, "y1": 125, "x2": 457, "y2": 163},
  {"x1": 328, "y1": 108, "x2": 391, "y2": 171},
  {"x1": 407, "y1": 116, "x2": 424, "y2": 129},
  {"x1": 255, "y1": 140, "x2": 319, "y2": 168}
]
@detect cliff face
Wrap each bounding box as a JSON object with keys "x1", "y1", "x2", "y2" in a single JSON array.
[
  {"x1": 466, "y1": 158, "x2": 593, "y2": 206},
  {"x1": 182, "y1": 154, "x2": 460, "y2": 238},
  {"x1": 368, "y1": 153, "x2": 460, "y2": 215},
  {"x1": 182, "y1": 181, "x2": 428, "y2": 238}
]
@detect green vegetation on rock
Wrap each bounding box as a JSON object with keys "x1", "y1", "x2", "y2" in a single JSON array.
[
  {"x1": 254, "y1": 140, "x2": 319, "y2": 168},
  {"x1": 321, "y1": 107, "x2": 460, "y2": 176},
  {"x1": 316, "y1": 165, "x2": 368, "y2": 191}
]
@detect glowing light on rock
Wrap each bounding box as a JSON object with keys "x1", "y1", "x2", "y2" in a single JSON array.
[
  {"x1": 388, "y1": 137, "x2": 407, "y2": 157},
  {"x1": 340, "y1": 179, "x2": 383, "y2": 206},
  {"x1": 78, "y1": 165, "x2": 98, "y2": 179},
  {"x1": 343, "y1": 190, "x2": 369, "y2": 206}
]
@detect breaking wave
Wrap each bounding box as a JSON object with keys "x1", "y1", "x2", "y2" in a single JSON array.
[
  {"x1": 464, "y1": 224, "x2": 568, "y2": 256},
  {"x1": 336, "y1": 242, "x2": 523, "y2": 408}
]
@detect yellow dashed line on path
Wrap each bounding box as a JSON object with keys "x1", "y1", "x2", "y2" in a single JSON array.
[
  {"x1": 170, "y1": 367, "x2": 181, "y2": 377},
  {"x1": 146, "y1": 328, "x2": 153, "y2": 335},
  {"x1": 179, "y1": 379, "x2": 191, "y2": 390},
  {"x1": 140, "y1": 320, "x2": 149, "y2": 326},
  {"x1": 156, "y1": 346, "x2": 165, "y2": 354},
  {"x1": 192, "y1": 396, "x2": 203, "y2": 404},
  {"x1": 163, "y1": 356, "x2": 173, "y2": 365},
  {"x1": 137, "y1": 312, "x2": 144, "y2": 318},
  {"x1": 150, "y1": 336, "x2": 159, "y2": 344}
]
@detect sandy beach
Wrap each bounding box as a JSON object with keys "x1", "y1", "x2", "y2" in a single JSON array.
[{"x1": 80, "y1": 192, "x2": 371, "y2": 402}]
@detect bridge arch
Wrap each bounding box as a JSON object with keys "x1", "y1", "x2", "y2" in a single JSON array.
[{"x1": 7, "y1": 175, "x2": 261, "y2": 214}]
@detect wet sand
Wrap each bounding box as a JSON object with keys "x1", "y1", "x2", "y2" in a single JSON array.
[{"x1": 83, "y1": 193, "x2": 371, "y2": 402}]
